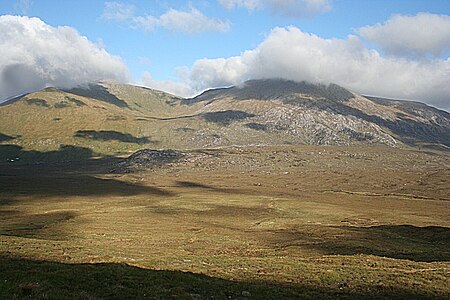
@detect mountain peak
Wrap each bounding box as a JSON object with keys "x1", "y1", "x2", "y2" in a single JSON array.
[
  {"x1": 0, "y1": 79, "x2": 449, "y2": 160},
  {"x1": 188, "y1": 78, "x2": 355, "y2": 103}
]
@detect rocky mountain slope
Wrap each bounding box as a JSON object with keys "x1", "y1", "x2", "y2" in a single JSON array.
[
  {"x1": 0, "y1": 79, "x2": 448, "y2": 162},
  {"x1": 186, "y1": 79, "x2": 449, "y2": 148}
]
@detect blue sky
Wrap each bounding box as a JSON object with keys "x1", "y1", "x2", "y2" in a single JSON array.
[{"x1": 0, "y1": 0, "x2": 449, "y2": 109}]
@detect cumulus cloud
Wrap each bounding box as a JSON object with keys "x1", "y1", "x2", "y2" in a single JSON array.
[
  {"x1": 141, "y1": 71, "x2": 194, "y2": 97},
  {"x1": 134, "y1": 8, "x2": 230, "y2": 34},
  {"x1": 169, "y1": 26, "x2": 449, "y2": 110},
  {"x1": 101, "y1": 1, "x2": 135, "y2": 21},
  {"x1": 219, "y1": 0, "x2": 332, "y2": 19},
  {"x1": 0, "y1": 15, "x2": 128, "y2": 101},
  {"x1": 358, "y1": 13, "x2": 450, "y2": 57}
]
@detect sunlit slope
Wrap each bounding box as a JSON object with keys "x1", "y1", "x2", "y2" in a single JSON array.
[
  {"x1": 1, "y1": 79, "x2": 449, "y2": 162},
  {"x1": 0, "y1": 84, "x2": 186, "y2": 159},
  {"x1": 185, "y1": 79, "x2": 450, "y2": 149}
]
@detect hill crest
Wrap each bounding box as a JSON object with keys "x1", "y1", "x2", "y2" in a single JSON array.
[{"x1": 0, "y1": 79, "x2": 449, "y2": 163}]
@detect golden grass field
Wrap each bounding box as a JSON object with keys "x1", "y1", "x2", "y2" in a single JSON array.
[{"x1": 0, "y1": 145, "x2": 449, "y2": 299}]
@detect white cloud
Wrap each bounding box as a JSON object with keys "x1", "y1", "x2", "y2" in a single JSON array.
[
  {"x1": 134, "y1": 8, "x2": 231, "y2": 34},
  {"x1": 358, "y1": 13, "x2": 450, "y2": 57},
  {"x1": 102, "y1": 2, "x2": 231, "y2": 34},
  {"x1": 141, "y1": 71, "x2": 194, "y2": 97},
  {"x1": 101, "y1": 1, "x2": 135, "y2": 21},
  {"x1": 0, "y1": 15, "x2": 128, "y2": 101},
  {"x1": 189, "y1": 54, "x2": 252, "y2": 91},
  {"x1": 219, "y1": 0, "x2": 332, "y2": 19},
  {"x1": 169, "y1": 26, "x2": 449, "y2": 110},
  {"x1": 219, "y1": 0, "x2": 260, "y2": 10}
]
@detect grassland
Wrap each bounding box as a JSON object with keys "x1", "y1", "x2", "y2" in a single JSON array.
[{"x1": 0, "y1": 145, "x2": 449, "y2": 299}]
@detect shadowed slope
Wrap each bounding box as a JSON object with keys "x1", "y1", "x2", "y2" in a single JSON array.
[
  {"x1": 74, "y1": 130, "x2": 154, "y2": 144},
  {"x1": 66, "y1": 83, "x2": 128, "y2": 108},
  {"x1": 0, "y1": 133, "x2": 15, "y2": 142}
]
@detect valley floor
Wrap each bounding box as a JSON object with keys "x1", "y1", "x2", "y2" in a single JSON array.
[{"x1": 0, "y1": 145, "x2": 449, "y2": 299}]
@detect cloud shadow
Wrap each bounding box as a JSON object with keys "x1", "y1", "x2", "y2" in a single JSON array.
[
  {"x1": 74, "y1": 130, "x2": 155, "y2": 144},
  {"x1": 66, "y1": 83, "x2": 128, "y2": 108},
  {"x1": 0, "y1": 133, "x2": 15, "y2": 142},
  {"x1": 0, "y1": 210, "x2": 77, "y2": 240},
  {"x1": 201, "y1": 110, "x2": 255, "y2": 125},
  {"x1": 0, "y1": 256, "x2": 443, "y2": 299},
  {"x1": 271, "y1": 224, "x2": 450, "y2": 262},
  {"x1": 0, "y1": 144, "x2": 94, "y2": 164}
]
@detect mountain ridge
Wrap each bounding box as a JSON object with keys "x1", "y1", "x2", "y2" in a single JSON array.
[{"x1": 0, "y1": 79, "x2": 448, "y2": 163}]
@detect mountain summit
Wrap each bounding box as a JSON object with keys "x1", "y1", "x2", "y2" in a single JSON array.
[
  {"x1": 0, "y1": 79, "x2": 448, "y2": 162},
  {"x1": 187, "y1": 79, "x2": 355, "y2": 103}
]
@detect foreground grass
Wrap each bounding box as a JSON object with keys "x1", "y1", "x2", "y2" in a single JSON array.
[
  {"x1": 0, "y1": 145, "x2": 449, "y2": 299},
  {"x1": 1, "y1": 256, "x2": 447, "y2": 300}
]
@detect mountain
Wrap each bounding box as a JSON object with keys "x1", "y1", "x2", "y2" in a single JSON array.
[
  {"x1": 0, "y1": 79, "x2": 449, "y2": 163},
  {"x1": 186, "y1": 79, "x2": 450, "y2": 148}
]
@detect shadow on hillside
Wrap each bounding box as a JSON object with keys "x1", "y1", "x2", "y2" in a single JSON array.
[
  {"x1": 245, "y1": 122, "x2": 269, "y2": 131},
  {"x1": 0, "y1": 145, "x2": 177, "y2": 206},
  {"x1": 202, "y1": 110, "x2": 255, "y2": 125},
  {"x1": 74, "y1": 130, "x2": 156, "y2": 144},
  {"x1": 273, "y1": 224, "x2": 450, "y2": 262},
  {"x1": 25, "y1": 98, "x2": 50, "y2": 107},
  {"x1": 0, "y1": 173, "x2": 173, "y2": 200},
  {"x1": 331, "y1": 225, "x2": 450, "y2": 262},
  {"x1": 0, "y1": 256, "x2": 444, "y2": 299},
  {"x1": 176, "y1": 181, "x2": 216, "y2": 188},
  {"x1": 174, "y1": 181, "x2": 247, "y2": 195},
  {"x1": 0, "y1": 144, "x2": 94, "y2": 164},
  {"x1": 0, "y1": 133, "x2": 15, "y2": 142},
  {"x1": 66, "y1": 83, "x2": 128, "y2": 108},
  {"x1": 0, "y1": 210, "x2": 76, "y2": 240},
  {"x1": 283, "y1": 97, "x2": 450, "y2": 147}
]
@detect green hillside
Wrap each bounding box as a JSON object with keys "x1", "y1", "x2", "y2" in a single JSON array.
[{"x1": 1, "y1": 80, "x2": 449, "y2": 163}]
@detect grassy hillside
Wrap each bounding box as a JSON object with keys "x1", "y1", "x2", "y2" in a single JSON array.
[{"x1": 1, "y1": 80, "x2": 449, "y2": 164}]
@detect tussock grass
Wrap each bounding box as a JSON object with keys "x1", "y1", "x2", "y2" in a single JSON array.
[{"x1": 0, "y1": 145, "x2": 449, "y2": 299}]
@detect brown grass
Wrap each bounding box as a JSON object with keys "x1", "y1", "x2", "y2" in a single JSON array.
[{"x1": 0, "y1": 145, "x2": 449, "y2": 298}]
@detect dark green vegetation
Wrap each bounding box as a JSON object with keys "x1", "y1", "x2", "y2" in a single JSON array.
[{"x1": 0, "y1": 145, "x2": 449, "y2": 299}]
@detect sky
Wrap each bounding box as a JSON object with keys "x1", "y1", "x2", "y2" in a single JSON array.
[{"x1": 0, "y1": 0, "x2": 449, "y2": 111}]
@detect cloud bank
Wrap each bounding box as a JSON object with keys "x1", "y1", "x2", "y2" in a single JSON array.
[
  {"x1": 219, "y1": 0, "x2": 332, "y2": 19},
  {"x1": 0, "y1": 15, "x2": 128, "y2": 101},
  {"x1": 149, "y1": 25, "x2": 449, "y2": 110},
  {"x1": 358, "y1": 13, "x2": 450, "y2": 57},
  {"x1": 141, "y1": 71, "x2": 193, "y2": 97}
]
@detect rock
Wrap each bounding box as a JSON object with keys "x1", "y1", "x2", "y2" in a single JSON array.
[
  {"x1": 241, "y1": 290, "x2": 251, "y2": 297},
  {"x1": 115, "y1": 149, "x2": 187, "y2": 172},
  {"x1": 189, "y1": 293, "x2": 202, "y2": 299}
]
